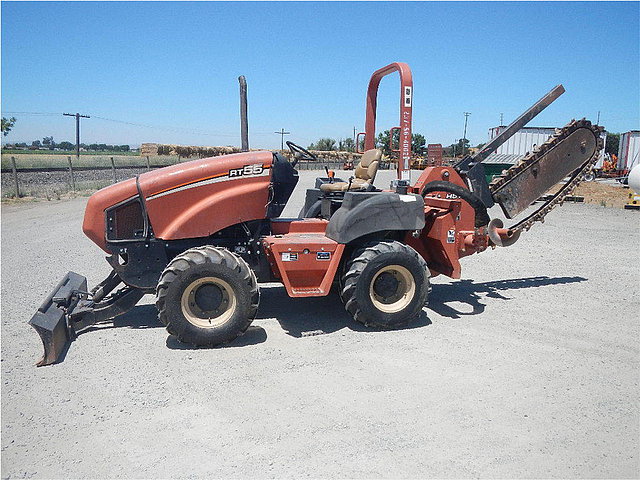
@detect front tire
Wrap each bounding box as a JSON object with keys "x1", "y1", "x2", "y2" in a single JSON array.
[
  {"x1": 156, "y1": 246, "x2": 259, "y2": 346},
  {"x1": 340, "y1": 241, "x2": 429, "y2": 329}
]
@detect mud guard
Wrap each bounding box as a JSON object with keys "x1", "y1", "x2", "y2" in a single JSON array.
[{"x1": 325, "y1": 192, "x2": 425, "y2": 244}]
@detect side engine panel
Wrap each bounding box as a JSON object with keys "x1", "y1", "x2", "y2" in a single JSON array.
[{"x1": 139, "y1": 151, "x2": 274, "y2": 240}]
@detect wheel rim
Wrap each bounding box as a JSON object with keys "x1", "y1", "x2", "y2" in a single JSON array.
[
  {"x1": 369, "y1": 265, "x2": 415, "y2": 314},
  {"x1": 180, "y1": 277, "x2": 237, "y2": 328}
]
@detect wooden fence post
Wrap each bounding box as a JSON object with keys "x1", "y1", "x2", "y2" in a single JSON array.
[
  {"x1": 146, "y1": 156, "x2": 150, "y2": 170},
  {"x1": 111, "y1": 157, "x2": 116, "y2": 183},
  {"x1": 67, "y1": 156, "x2": 75, "y2": 192},
  {"x1": 11, "y1": 156, "x2": 20, "y2": 198}
]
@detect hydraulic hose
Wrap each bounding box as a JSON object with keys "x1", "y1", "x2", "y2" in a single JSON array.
[{"x1": 420, "y1": 181, "x2": 490, "y2": 228}]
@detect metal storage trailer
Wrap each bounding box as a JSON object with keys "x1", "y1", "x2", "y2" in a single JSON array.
[
  {"x1": 486, "y1": 125, "x2": 607, "y2": 169},
  {"x1": 618, "y1": 131, "x2": 640, "y2": 172},
  {"x1": 488, "y1": 126, "x2": 556, "y2": 156}
]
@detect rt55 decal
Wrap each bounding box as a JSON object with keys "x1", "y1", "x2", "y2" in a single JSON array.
[{"x1": 229, "y1": 164, "x2": 264, "y2": 178}]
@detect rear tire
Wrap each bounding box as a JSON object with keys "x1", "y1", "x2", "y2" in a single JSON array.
[
  {"x1": 156, "y1": 246, "x2": 259, "y2": 346},
  {"x1": 340, "y1": 241, "x2": 429, "y2": 329}
]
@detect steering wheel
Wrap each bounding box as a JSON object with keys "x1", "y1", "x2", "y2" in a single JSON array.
[{"x1": 286, "y1": 141, "x2": 317, "y2": 167}]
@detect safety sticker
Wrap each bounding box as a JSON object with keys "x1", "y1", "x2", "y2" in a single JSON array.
[
  {"x1": 316, "y1": 251, "x2": 331, "y2": 261},
  {"x1": 447, "y1": 229, "x2": 455, "y2": 244},
  {"x1": 282, "y1": 252, "x2": 298, "y2": 261},
  {"x1": 404, "y1": 86, "x2": 412, "y2": 107}
]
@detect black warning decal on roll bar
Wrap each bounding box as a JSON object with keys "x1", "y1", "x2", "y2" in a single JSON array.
[{"x1": 404, "y1": 86, "x2": 412, "y2": 108}]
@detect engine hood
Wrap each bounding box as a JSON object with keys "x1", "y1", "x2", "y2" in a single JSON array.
[{"x1": 83, "y1": 151, "x2": 275, "y2": 252}]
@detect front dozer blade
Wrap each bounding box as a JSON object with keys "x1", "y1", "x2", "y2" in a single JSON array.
[{"x1": 29, "y1": 272, "x2": 87, "y2": 366}]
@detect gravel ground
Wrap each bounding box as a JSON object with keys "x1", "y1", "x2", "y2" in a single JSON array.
[{"x1": 1, "y1": 169, "x2": 638, "y2": 479}]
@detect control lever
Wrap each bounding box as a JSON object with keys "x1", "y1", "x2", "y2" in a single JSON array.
[{"x1": 346, "y1": 176, "x2": 354, "y2": 192}]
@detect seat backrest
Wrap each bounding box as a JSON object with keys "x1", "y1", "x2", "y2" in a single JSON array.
[{"x1": 354, "y1": 149, "x2": 382, "y2": 182}]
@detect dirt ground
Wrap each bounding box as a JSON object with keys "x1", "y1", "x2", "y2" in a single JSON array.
[
  {"x1": 549, "y1": 179, "x2": 632, "y2": 209},
  {"x1": 1, "y1": 170, "x2": 638, "y2": 479}
]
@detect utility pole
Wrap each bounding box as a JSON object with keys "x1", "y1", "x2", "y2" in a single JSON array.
[
  {"x1": 462, "y1": 112, "x2": 471, "y2": 156},
  {"x1": 238, "y1": 76, "x2": 249, "y2": 152},
  {"x1": 596, "y1": 110, "x2": 601, "y2": 125},
  {"x1": 63, "y1": 112, "x2": 90, "y2": 163},
  {"x1": 274, "y1": 128, "x2": 290, "y2": 150},
  {"x1": 500, "y1": 112, "x2": 504, "y2": 126},
  {"x1": 353, "y1": 126, "x2": 357, "y2": 143}
]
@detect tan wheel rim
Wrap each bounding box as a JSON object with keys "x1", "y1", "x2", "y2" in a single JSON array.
[
  {"x1": 180, "y1": 277, "x2": 237, "y2": 328},
  {"x1": 369, "y1": 265, "x2": 415, "y2": 314}
]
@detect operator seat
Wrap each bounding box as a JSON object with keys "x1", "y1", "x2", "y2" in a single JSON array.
[{"x1": 319, "y1": 149, "x2": 382, "y2": 192}]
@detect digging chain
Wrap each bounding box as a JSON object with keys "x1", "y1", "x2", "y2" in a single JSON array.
[{"x1": 488, "y1": 118, "x2": 605, "y2": 233}]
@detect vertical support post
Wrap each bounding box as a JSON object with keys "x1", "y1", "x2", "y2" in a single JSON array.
[
  {"x1": 67, "y1": 156, "x2": 75, "y2": 192},
  {"x1": 11, "y1": 156, "x2": 20, "y2": 198},
  {"x1": 462, "y1": 112, "x2": 471, "y2": 157},
  {"x1": 110, "y1": 157, "x2": 116, "y2": 183},
  {"x1": 239, "y1": 75, "x2": 249, "y2": 152},
  {"x1": 146, "y1": 155, "x2": 150, "y2": 170},
  {"x1": 63, "y1": 112, "x2": 90, "y2": 167},
  {"x1": 75, "y1": 113, "x2": 80, "y2": 165}
]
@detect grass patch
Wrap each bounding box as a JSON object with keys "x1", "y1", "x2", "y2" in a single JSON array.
[
  {"x1": 1, "y1": 149, "x2": 139, "y2": 156},
  {"x1": 1, "y1": 154, "x2": 181, "y2": 170}
]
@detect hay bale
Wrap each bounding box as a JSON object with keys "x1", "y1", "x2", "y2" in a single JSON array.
[{"x1": 140, "y1": 143, "x2": 159, "y2": 156}]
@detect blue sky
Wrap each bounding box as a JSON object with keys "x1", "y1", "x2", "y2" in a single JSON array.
[{"x1": 2, "y1": 1, "x2": 639, "y2": 149}]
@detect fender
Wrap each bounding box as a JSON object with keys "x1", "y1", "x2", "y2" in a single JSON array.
[{"x1": 325, "y1": 192, "x2": 425, "y2": 244}]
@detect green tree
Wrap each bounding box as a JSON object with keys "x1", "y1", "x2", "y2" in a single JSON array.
[
  {"x1": 42, "y1": 136, "x2": 55, "y2": 149},
  {"x1": 58, "y1": 141, "x2": 74, "y2": 150},
  {"x1": 308, "y1": 138, "x2": 337, "y2": 151},
  {"x1": 376, "y1": 130, "x2": 427, "y2": 156},
  {"x1": 412, "y1": 133, "x2": 426, "y2": 156},
  {"x1": 338, "y1": 137, "x2": 355, "y2": 152},
  {"x1": 1, "y1": 117, "x2": 17, "y2": 137},
  {"x1": 31, "y1": 140, "x2": 41, "y2": 147},
  {"x1": 605, "y1": 132, "x2": 620, "y2": 155},
  {"x1": 376, "y1": 130, "x2": 397, "y2": 156},
  {"x1": 448, "y1": 138, "x2": 470, "y2": 157}
]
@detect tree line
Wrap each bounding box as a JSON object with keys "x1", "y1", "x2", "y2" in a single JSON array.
[
  {"x1": 308, "y1": 131, "x2": 487, "y2": 158},
  {"x1": 308, "y1": 130, "x2": 429, "y2": 156},
  {"x1": 5, "y1": 138, "x2": 130, "y2": 152}
]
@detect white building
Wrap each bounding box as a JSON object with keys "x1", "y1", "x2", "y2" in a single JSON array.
[{"x1": 618, "y1": 131, "x2": 640, "y2": 172}]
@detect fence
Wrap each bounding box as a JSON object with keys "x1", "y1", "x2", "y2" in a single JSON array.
[
  {"x1": 1, "y1": 155, "x2": 179, "y2": 198},
  {"x1": 1, "y1": 153, "x2": 385, "y2": 199}
]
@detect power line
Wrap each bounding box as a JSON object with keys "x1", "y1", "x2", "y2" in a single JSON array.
[
  {"x1": 4, "y1": 110, "x2": 305, "y2": 144},
  {"x1": 92, "y1": 115, "x2": 242, "y2": 137},
  {"x1": 4, "y1": 111, "x2": 271, "y2": 137},
  {"x1": 3, "y1": 111, "x2": 61, "y2": 116}
]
